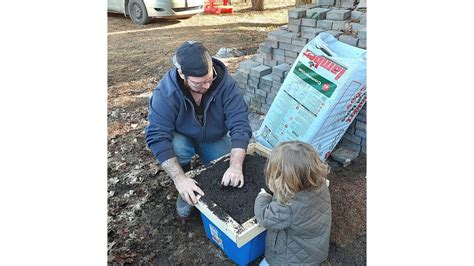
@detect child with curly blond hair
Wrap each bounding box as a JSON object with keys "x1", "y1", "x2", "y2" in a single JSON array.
[{"x1": 254, "y1": 141, "x2": 332, "y2": 265}]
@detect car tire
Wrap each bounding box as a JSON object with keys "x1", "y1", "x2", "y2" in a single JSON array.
[{"x1": 128, "y1": 0, "x2": 151, "y2": 25}]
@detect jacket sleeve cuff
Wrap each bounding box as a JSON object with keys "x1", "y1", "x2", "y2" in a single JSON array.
[
  {"x1": 156, "y1": 149, "x2": 176, "y2": 164},
  {"x1": 231, "y1": 139, "x2": 249, "y2": 151}
]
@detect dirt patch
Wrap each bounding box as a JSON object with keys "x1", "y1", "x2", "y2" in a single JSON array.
[
  {"x1": 194, "y1": 154, "x2": 269, "y2": 224},
  {"x1": 108, "y1": 2, "x2": 366, "y2": 264}
]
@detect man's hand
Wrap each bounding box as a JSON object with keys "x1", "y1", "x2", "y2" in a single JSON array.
[
  {"x1": 161, "y1": 157, "x2": 204, "y2": 205},
  {"x1": 174, "y1": 174, "x2": 205, "y2": 205},
  {"x1": 221, "y1": 148, "x2": 246, "y2": 188},
  {"x1": 221, "y1": 166, "x2": 244, "y2": 188}
]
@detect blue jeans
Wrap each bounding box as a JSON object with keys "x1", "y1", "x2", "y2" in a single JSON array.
[
  {"x1": 172, "y1": 132, "x2": 231, "y2": 165},
  {"x1": 172, "y1": 132, "x2": 231, "y2": 217}
]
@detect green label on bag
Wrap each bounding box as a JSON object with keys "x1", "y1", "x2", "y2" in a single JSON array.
[{"x1": 293, "y1": 61, "x2": 337, "y2": 98}]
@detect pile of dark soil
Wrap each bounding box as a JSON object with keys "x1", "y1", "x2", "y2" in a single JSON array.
[{"x1": 193, "y1": 154, "x2": 270, "y2": 224}]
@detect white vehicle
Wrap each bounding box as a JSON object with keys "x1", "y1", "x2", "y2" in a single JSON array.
[{"x1": 108, "y1": 0, "x2": 204, "y2": 25}]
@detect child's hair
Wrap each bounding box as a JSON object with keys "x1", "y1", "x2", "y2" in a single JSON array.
[{"x1": 264, "y1": 141, "x2": 330, "y2": 204}]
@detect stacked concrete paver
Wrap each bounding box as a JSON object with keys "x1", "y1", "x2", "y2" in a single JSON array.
[{"x1": 233, "y1": 2, "x2": 367, "y2": 154}]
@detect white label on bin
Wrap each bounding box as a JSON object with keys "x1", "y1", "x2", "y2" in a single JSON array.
[{"x1": 209, "y1": 224, "x2": 224, "y2": 249}]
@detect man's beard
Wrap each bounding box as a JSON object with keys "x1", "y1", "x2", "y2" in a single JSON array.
[{"x1": 184, "y1": 79, "x2": 206, "y2": 95}]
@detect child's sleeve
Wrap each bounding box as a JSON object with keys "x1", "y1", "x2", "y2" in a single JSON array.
[{"x1": 254, "y1": 193, "x2": 291, "y2": 230}]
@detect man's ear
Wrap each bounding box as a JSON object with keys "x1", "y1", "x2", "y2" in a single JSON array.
[{"x1": 177, "y1": 69, "x2": 185, "y2": 80}]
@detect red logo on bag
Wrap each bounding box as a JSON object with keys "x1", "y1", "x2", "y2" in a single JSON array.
[
  {"x1": 322, "y1": 83, "x2": 330, "y2": 92},
  {"x1": 303, "y1": 49, "x2": 347, "y2": 80}
]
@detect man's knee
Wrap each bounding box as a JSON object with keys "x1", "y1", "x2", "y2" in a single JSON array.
[{"x1": 172, "y1": 133, "x2": 196, "y2": 164}]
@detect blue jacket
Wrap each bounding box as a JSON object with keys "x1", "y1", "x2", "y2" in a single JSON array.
[{"x1": 145, "y1": 58, "x2": 252, "y2": 163}]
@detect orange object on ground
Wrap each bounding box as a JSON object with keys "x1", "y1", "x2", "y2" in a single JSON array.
[{"x1": 204, "y1": 0, "x2": 233, "y2": 14}]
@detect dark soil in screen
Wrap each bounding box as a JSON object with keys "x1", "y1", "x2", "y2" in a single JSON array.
[{"x1": 193, "y1": 154, "x2": 270, "y2": 224}]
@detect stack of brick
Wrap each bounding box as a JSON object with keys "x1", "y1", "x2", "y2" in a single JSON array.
[
  {"x1": 232, "y1": 1, "x2": 367, "y2": 154},
  {"x1": 339, "y1": 104, "x2": 366, "y2": 154}
]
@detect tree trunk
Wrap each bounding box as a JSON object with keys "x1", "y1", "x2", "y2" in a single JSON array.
[{"x1": 252, "y1": 0, "x2": 264, "y2": 11}]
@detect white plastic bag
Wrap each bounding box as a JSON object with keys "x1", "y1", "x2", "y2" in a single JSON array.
[{"x1": 256, "y1": 32, "x2": 367, "y2": 160}]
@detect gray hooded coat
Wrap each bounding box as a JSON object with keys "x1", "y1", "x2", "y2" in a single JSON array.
[{"x1": 254, "y1": 185, "x2": 331, "y2": 265}]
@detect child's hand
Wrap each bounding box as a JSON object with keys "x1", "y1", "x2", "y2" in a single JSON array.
[{"x1": 259, "y1": 188, "x2": 270, "y2": 195}]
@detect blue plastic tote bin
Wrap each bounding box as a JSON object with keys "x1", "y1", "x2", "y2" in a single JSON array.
[{"x1": 192, "y1": 143, "x2": 271, "y2": 265}]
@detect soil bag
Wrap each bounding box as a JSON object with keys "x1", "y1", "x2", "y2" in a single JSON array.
[{"x1": 256, "y1": 32, "x2": 367, "y2": 160}]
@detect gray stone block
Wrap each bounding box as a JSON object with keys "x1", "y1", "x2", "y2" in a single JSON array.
[
  {"x1": 355, "y1": 121, "x2": 366, "y2": 131},
  {"x1": 250, "y1": 99, "x2": 262, "y2": 109},
  {"x1": 234, "y1": 72, "x2": 248, "y2": 84},
  {"x1": 250, "y1": 64, "x2": 272, "y2": 77},
  {"x1": 302, "y1": 32, "x2": 316, "y2": 40},
  {"x1": 292, "y1": 37, "x2": 308, "y2": 46},
  {"x1": 252, "y1": 55, "x2": 264, "y2": 64},
  {"x1": 331, "y1": 145, "x2": 360, "y2": 167},
  {"x1": 288, "y1": 18, "x2": 302, "y2": 25},
  {"x1": 260, "y1": 84, "x2": 272, "y2": 92},
  {"x1": 358, "y1": 39, "x2": 366, "y2": 49},
  {"x1": 288, "y1": 24, "x2": 301, "y2": 33},
  {"x1": 268, "y1": 89, "x2": 279, "y2": 99},
  {"x1": 259, "y1": 43, "x2": 272, "y2": 53},
  {"x1": 350, "y1": 23, "x2": 365, "y2": 33},
  {"x1": 265, "y1": 38, "x2": 279, "y2": 48},
  {"x1": 273, "y1": 48, "x2": 285, "y2": 56},
  {"x1": 272, "y1": 63, "x2": 292, "y2": 77},
  {"x1": 347, "y1": 121, "x2": 356, "y2": 134},
  {"x1": 243, "y1": 94, "x2": 252, "y2": 103},
  {"x1": 360, "y1": 13, "x2": 366, "y2": 25},
  {"x1": 262, "y1": 103, "x2": 272, "y2": 112},
  {"x1": 245, "y1": 86, "x2": 255, "y2": 94},
  {"x1": 338, "y1": 35, "x2": 359, "y2": 47},
  {"x1": 279, "y1": 42, "x2": 293, "y2": 51},
  {"x1": 288, "y1": 8, "x2": 307, "y2": 19},
  {"x1": 341, "y1": 139, "x2": 362, "y2": 154},
  {"x1": 351, "y1": 10, "x2": 364, "y2": 20},
  {"x1": 361, "y1": 140, "x2": 366, "y2": 154},
  {"x1": 356, "y1": 112, "x2": 366, "y2": 123},
  {"x1": 263, "y1": 59, "x2": 278, "y2": 67},
  {"x1": 273, "y1": 80, "x2": 283, "y2": 89},
  {"x1": 276, "y1": 32, "x2": 296, "y2": 44},
  {"x1": 285, "y1": 57, "x2": 296, "y2": 64},
  {"x1": 340, "y1": 0, "x2": 356, "y2": 8},
  {"x1": 261, "y1": 52, "x2": 273, "y2": 60},
  {"x1": 342, "y1": 132, "x2": 362, "y2": 144},
  {"x1": 301, "y1": 18, "x2": 317, "y2": 27},
  {"x1": 317, "y1": 0, "x2": 335, "y2": 6},
  {"x1": 332, "y1": 20, "x2": 349, "y2": 31},
  {"x1": 326, "y1": 10, "x2": 351, "y2": 21},
  {"x1": 238, "y1": 60, "x2": 260, "y2": 74},
  {"x1": 355, "y1": 129, "x2": 366, "y2": 139},
  {"x1": 247, "y1": 79, "x2": 257, "y2": 87},
  {"x1": 285, "y1": 50, "x2": 299, "y2": 58},
  {"x1": 268, "y1": 29, "x2": 288, "y2": 38},
  {"x1": 255, "y1": 88, "x2": 267, "y2": 97},
  {"x1": 317, "y1": 20, "x2": 333, "y2": 30},
  {"x1": 301, "y1": 27, "x2": 326, "y2": 35},
  {"x1": 260, "y1": 74, "x2": 273, "y2": 86},
  {"x1": 358, "y1": 29, "x2": 367, "y2": 40},
  {"x1": 273, "y1": 54, "x2": 285, "y2": 62},
  {"x1": 272, "y1": 75, "x2": 284, "y2": 82},
  {"x1": 306, "y1": 7, "x2": 330, "y2": 19},
  {"x1": 289, "y1": 44, "x2": 304, "y2": 53},
  {"x1": 249, "y1": 75, "x2": 259, "y2": 83},
  {"x1": 325, "y1": 30, "x2": 343, "y2": 38},
  {"x1": 254, "y1": 94, "x2": 266, "y2": 103}
]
